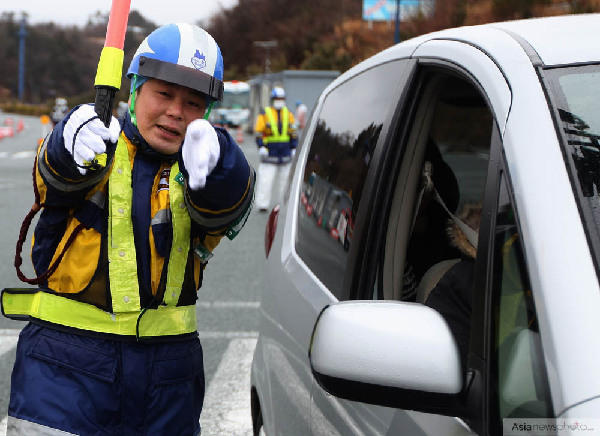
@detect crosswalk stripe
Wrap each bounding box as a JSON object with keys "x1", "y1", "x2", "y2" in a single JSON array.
[
  {"x1": 199, "y1": 331, "x2": 258, "y2": 339},
  {"x1": 12, "y1": 151, "x2": 36, "y2": 159},
  {"x1": 201, "y1": 338, "x2": 257, "y2": 436},
  {"x1": 0, "y1": 151, "x2": 36, "y2": 159},
  {"x1": 197, "y1": 301, "x2": 260, "y2": 309},
  {"x1": 0, "y1": 336, "x2": 18, "y2": 358},
  {"x1": 0, "y1": 329, "x2": 20, "y2": 359}
]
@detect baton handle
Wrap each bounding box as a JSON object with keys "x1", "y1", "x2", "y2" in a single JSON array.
[
  {"x1": 93, "y1": 0, "x2": 131, "y2": 126},
  {"x1": 94, "y1": 86, "x2": 118, "y2": 127},
  {"x1": 89, "y1": 0, "x2": 131, "y2": 167}
]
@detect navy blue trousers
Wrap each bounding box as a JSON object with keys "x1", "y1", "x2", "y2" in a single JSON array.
[{"x1": 9, "y1": 323, "x2": 205, "y2": 435}]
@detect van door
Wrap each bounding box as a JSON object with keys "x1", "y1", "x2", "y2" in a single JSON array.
[{"x1": 341, "y1": 41, "x2": 512, "y2": 434}]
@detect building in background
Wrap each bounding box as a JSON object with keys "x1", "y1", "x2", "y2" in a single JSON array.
[{"x1": 248, "y1": 70, "x2": 340, "y2": 133}]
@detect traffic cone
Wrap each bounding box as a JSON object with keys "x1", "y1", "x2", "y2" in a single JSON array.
[{"x1": 235, "y1": 126, "x2": 244, "y2": 144}]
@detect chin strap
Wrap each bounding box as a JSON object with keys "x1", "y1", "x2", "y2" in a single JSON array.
[
  {"x1": 129, "y1": 74, "x2": 138, "y2": 126},
  {"x1": 204, "y1": 100, "x2": 215, "y2": 120}
]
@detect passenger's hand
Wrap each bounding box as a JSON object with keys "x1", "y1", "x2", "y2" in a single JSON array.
[
  {"x1": 63, "y1": 104, "x2": 120, "y2": 175},
  {"x1": 259, "y1": 146, "x2": 269, "y2": 158},
  {"x1": 182, "y1": 119, "x2": 220, "y2": 190}
]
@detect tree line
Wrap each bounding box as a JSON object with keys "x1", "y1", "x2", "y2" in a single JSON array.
[{"x1": 0, "y1": 0, "x2": 598, "y2": 111}]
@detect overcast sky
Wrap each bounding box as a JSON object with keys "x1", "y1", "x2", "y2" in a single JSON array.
[{"x1": 2, "y1": 0, "x2": 239, "y2": 27}]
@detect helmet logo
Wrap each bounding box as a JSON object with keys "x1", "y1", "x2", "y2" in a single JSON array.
[{"x1": 191, "y1": 50, "x2": 207, "y2": 70}]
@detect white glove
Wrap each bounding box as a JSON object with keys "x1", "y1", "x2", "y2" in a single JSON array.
[
  {"x1": 291, "y1": 149, "x2": 296, "y2": 158},
  {"x1": 63, "y1": 104, "x2": 120, "y2": 175},
  {"x1": 259, "y1": 146, "x2": 269, "y2": 158},
  {"x1": 182, "y1": 119, "x2": 220, "y2": 190}
]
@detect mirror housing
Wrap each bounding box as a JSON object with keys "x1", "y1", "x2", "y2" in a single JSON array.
[{"x1": 309, "y1": 301, "x2": 470, "y2": 415}]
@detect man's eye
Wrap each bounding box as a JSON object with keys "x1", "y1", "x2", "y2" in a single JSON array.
[{"x1": 188, "y1": 101, "x2": 201, "y2": 108}]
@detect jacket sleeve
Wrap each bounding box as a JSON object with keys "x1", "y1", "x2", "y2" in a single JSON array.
[
  {"x1": 178, "y1": 126, "x2": 255, "y2": 235},
  {"x1": 36, "y1": 104, "x2": 116, "y2": 207},
  {"x1": 254, "y1": 110, "x2": 266, "y2": 148},
  {"x1": 288, "y1": 111, "x2": 298, "y2": 148}
]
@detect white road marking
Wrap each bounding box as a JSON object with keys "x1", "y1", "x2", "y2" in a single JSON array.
[
  {"x1": 199, "y1": 331, "x2": 258, "y2": 339},
  {"x1": 11, "y1": 151, "x2": 36, "y2": 159},
  {"x1": 201, "y1": 338, "x2": 258, "y2": 436},
  {"x1": 0, "y1": 330, "x2": 19, "y2": 358},
  {"x1": 0, "y1": 151, "x2": 36, "y2": 160},
  {"x1": 0, "y1": 329, "x2": 16, "y2": 436},
  {"x1": 197, "y1": 301, "x2": 260, "y2": 309}
]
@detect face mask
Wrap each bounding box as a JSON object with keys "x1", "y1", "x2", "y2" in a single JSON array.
[{"x1": 273, "y1": 100, "x2": 285, "y2": 109}]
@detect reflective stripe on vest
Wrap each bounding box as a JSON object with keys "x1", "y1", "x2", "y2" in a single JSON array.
[
  {"x1": 1, "y1": 135, "x2": 196, "y2": 338},
  {"x1": 1, "y1": 289, "x2": 196, "y2": 337},
  {"x1": 163, "y1": 163, "x2": 190, "y2": 306},
  {"x1": 264, "y1": 107, "x2": 289, "y2": 144},
  {"x1": 108, "y1": 136, "x2": 141, "y2": 312},
  {"x1": 109, "y1": 136, "x2": 191, "y2": 311}
]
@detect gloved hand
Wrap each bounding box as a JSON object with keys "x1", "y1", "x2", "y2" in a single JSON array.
[
  {"x1": 182, "y1": 119, "x2": 220, "y2": 190},
  {"x1": 259, "y1": 146, "x2": 269, "y2": 159},
  {"x1": 63, "y1": 104, "x2": 120, "y2": 175},
  {"x1": 291, "y1": 149, "x2": 296, "y2": 158}
]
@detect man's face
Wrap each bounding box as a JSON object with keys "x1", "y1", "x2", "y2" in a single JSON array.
[
  {"x1": 272, "y1": 98, "x2": 285, "y2": 109},
  {"x1": 134, "y1": 78, "x2": 207, "y2": 154}
]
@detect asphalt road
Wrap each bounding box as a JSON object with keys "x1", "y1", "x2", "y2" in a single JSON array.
[{"x1": 0, "y1": 112, "x2": 268, "y2": 435}]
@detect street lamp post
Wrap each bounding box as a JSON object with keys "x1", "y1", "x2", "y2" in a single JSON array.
[
  {"x1": 18, "y1": 15, "x2": 28, "y2": 101},
  {"x1": 253, "y1": 40, "x2": 278, "y2": 74},
  {"x1": 394, "y1": 0, "x2": 401, "y2": 44}
]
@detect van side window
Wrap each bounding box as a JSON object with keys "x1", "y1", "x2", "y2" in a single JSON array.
[
  {"x1": 296, "y1": 60, "x2": 408, "y2": 299},
  {"x1": 491, "y1": 175, "x2": 553, "y2": 424},
  {"x1": 385, "y1": 73, "x2": 492, "y2": 303}
]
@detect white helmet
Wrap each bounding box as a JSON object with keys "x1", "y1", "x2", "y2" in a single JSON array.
[
  {"x1": 127, "y1": 23, "x2": 224, "y2": 100},
  {"x1": 270, "y1": 87, "x2": 285, "y2": 100},
  {"x1": 126, "y1": 23, "x2": 224, "y2": 123}
]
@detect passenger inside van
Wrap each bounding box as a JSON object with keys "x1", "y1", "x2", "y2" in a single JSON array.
[
  {"x1": 402, "y1": 140, "x2": 462, "y2": 301},
  {"x1": 424, "y1": 202, "x2": 481, "y2": 374}
]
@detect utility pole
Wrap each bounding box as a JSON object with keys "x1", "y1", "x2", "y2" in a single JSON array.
[
  {"x1": 18, "y1": 15, "x2": 28, "y2": 101},
  {"x1": 394, "y1": 0, "x2": 401, "y2": 44},
  {"x1": 253, "y1": 40, "x2": 278, "y2": 74}
]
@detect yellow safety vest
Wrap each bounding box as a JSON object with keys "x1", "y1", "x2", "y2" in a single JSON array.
[
  {"x1": 263, "y1": 107, "x2": 290, "y2": 144},
  {"x1": 2, "y1": 136, "x2": 197, "y2": 339}
]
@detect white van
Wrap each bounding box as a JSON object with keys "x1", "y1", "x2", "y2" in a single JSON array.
[{"x1": 251, "y1": 14, "x2": 600, "y2": 435}]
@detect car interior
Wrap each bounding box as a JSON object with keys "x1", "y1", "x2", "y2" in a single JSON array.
[
  {"x1": 379, "y1": 69, "x2": 553, "y2": 419},
  {"x1": 382, "y1": 71, "x2": 492, "y2": 303}
]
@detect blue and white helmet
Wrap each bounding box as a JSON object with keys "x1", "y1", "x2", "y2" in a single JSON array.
[
  {"x1": 127, "y1": 23, "x2": 224, "y2": 102},
  {"x1": 270, "y1": 86, "x2": 285, "y2": 100}
]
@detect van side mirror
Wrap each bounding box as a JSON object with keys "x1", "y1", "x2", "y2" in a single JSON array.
[{"x1": 309, "y1": 301, "x2": 469, "y2": 415}]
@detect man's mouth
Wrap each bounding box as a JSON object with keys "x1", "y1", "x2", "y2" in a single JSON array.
[{"x1": 157, "y1": 125, "x2": 180, "y2": 136}]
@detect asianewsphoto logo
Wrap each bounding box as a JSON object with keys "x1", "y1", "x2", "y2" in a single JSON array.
[{"x1": 191, "y1": 50, "x2": 206, "y2": 70}]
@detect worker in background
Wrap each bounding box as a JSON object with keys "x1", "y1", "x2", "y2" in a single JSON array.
[
  {"x1": 295, "y1": 100, "x2": 308, "y2": 130},
  {"x1": 116, "y1": 100, "x2": 129, "y2": 119},
  {"x1": 254, "y1": 86, "x2": 298, "y2": 212},
  {"x1": 49, "y1": 97, "x2": 69, "y2": 126},
  {"x1": 4, "y1": 23, "x2": 255, "y2": 436}
]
